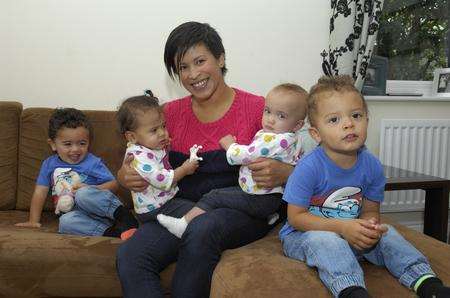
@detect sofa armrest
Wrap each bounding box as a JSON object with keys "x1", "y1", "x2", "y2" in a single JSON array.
[{"x1": 0, "y1": 101, "x2": 22, "y2": 210}]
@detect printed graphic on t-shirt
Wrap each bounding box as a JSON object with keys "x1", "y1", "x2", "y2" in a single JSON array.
[
  {"x1": 51, "y1": 168, "x2": 85, "y2": 204},
  {"x1": 308, "y1": 186, "x2": 362, "y2": 219}
]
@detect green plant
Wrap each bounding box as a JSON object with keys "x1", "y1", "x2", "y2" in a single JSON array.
[{"x1": 376, "y1": 0, "x2": 448, "y2": 80}]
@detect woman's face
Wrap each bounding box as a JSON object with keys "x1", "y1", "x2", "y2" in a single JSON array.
[{"x1": 177, "y1": 43, "x2": 225, "y2": 103}]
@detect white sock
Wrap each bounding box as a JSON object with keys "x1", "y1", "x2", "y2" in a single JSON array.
[
  {"x1": 157, "y1": 214, "x2": 188, "y2": 238},
  {"x1": 267, "y1": 213, "x2": 279, "y2": 225}
]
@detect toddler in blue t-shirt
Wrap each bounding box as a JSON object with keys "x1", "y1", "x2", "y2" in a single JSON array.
[
  {"x1": 16, "y1": 108, "x2": 138, "y2": 239},
  {"x1": 280, "y1": 75, "x2": 450, "y2": 298}
]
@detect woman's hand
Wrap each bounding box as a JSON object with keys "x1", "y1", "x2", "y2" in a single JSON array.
[
  {"x1": 118, "y1": 154, "x2": 149, "y2": 192},
  {"x1": 72, "y1": 183, "x2": 88, "y2": 192},
  {"x1": 247, "y1": 158, "x2": 294, "y2": 189}
]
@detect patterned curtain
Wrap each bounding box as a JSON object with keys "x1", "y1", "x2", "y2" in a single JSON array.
[{"x1": 321, "y1": 0, "x2": 384, "y2": 90}]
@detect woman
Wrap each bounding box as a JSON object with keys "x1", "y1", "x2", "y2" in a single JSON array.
[{"x1": 116, "y1": 21, "x2": 294, "y2": 298}]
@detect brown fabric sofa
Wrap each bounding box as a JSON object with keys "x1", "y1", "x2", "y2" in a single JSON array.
[{"x1": 0, "y1": 101, "x2": 449, "y2": 298}]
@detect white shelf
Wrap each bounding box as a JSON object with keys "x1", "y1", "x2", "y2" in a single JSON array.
[
  {"x1": 365, "y1": 95, "x2": 450, "y2": 102},
  {"x1": 365, "y1": 80, "x2": 450, "y2": 102}
]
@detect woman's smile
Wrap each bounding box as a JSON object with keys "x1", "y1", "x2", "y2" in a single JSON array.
[{"x1": 192, "y1": 78, "x2": 209, "y2": 90}]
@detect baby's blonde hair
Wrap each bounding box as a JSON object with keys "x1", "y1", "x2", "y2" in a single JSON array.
[
  {"x1": 271, "y1": 83, "x2": 308, "y2": 119},
  {"x1": 272, "y1": 83, "x2": 308, "y2": 97}
]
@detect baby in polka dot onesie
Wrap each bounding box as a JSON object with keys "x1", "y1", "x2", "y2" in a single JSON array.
[
  {"x1": 116, "y1": 91, "x2": 198, "y2": 218},
  {"x1": 158, "y1": 83, "x2": 309, "y2": 238}
]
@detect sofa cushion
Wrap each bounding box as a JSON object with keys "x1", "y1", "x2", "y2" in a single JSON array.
[
  {"x1": 1, "y1": 210, "x2": 172, "y2": 296},
  {"x1": 2, "y1": 212, "x2": 450, "y2": 297},
  {"x1": 0, "y1": 210, "x2": 59, "y2": 232},
  {"x1": 16, "y1": 108, "x2": 131, "y2": 211},
  {"x1": 211, "y1": 218, "x2": 450, "y2": 298},
  {"x1": 0, "y1": 226, "x2": 123, "y2": 297},
  {"x1": 0, "y1": 101, "x2": 22, "y2": 210},
  {"x1": 0, "y1": 225, "x2": 176, "y2": 297}
]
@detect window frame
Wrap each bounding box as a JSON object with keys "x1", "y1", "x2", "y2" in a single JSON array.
[{"x1": 375, "y1": 0, "x2": 449, "y2": 98}]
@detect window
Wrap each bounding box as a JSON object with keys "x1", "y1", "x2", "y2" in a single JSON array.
[{"x1": 375, "y1": 0, "x2": 448, "y2": 82}]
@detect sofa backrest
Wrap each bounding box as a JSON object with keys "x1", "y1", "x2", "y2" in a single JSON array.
[
  {"x1": 16, "y1": 107, "x2": 131, "y2": 211},
  {"x1": 0, "y1": 101, "x2": 22, "y2": 210}
]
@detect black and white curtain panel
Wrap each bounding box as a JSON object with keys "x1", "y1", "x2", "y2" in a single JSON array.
[{"x1": 321, "y1": 0, "x2": 384, "y2": 90}]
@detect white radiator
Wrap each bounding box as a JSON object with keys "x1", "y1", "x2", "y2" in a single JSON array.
[{"x1": 379, "y1": 119, "x2": 450, "y2": 212}]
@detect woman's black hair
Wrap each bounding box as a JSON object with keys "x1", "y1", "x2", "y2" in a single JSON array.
[
  {"x1": 164, "y1": 21, "x2": 227, "y2": 79},
  {"x1": 48, "y1": 108, "x2": 91, "y2": 140}
]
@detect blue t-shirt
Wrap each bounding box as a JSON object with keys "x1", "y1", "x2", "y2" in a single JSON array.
[
  {"x1": 36, "y1": 153, "x2": 115, "y2": 188},
  {"x1": 279, "y1": 146, "x2": 386, "y2": 240}
]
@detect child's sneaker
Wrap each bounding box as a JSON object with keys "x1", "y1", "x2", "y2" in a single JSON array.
[
  {"x1": 113, "y1": 206, "x2": 138, "y2": 229},
  {"x1": 416, "y1": 276, "x2": 450, "y2": 298},
  {"x1": 103, "y1": 206, "x2": 139, "y2": 238},
  {"x1": 120, "y1": 228, "x2": 137, "y2": 240}
]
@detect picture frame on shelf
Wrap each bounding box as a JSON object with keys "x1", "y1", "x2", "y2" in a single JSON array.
[
  {"x1": 431, "y1": 68, "x2": 450, "y2": 97},
  {"x1": 362, "y1": 55, "x2": 388, "y2": 96}
]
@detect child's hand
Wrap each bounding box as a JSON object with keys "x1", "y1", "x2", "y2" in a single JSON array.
[
  {"x1": 72, "y1": 183, "x2": 88, "y2": 192},
  {"x1": 340, "y1": 219, "x2": 381, "y2": 251},
  {"x1": 15, "y1": 221, "x2": 42, "y2": 228},
  {"x1": 367, "y1": 217, "x2": 389, "y2": 235},
  {"x1": 160, "y1": 137, "x2": 171, "y2": 149},
  {"x1": 374, "y1": 223, "x2": 389, "y2": 234},
  {"x1": 181, "y1": 159, "x2": 199, "y2": 175},
  {"x1": 219, "y1": 135, "x2": 237, "y2": 151}
]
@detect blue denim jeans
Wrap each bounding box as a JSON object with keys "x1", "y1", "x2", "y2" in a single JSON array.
[
  {"x1": 116, "y1": 191, "x2": 272, "y2": 298},
  {"x1": 282, "y1": 225, "x2": 435, "y2": 297},
  {"x1": 58, "y1": 186, "x2": 122, "y2": 236}
]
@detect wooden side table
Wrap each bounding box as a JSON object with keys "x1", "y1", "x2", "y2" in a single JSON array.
[{"x1": 384, "y1": 166, "x2": 450, "y2": 243}]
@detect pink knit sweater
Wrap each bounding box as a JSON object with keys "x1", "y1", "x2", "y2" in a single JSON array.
[{"x1": 163, "y1": 88, "x2": 264, "y2": 200}]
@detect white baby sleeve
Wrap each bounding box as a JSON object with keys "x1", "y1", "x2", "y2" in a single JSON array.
[{"x1": 131, "y1": 151, "x2": 174, "y2": 192}]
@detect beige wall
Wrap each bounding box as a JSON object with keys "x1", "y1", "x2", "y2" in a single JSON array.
[
  {"x1": 2, "y1": 1, "x2": 450, "y2": 159},
  {"x1": 0, "y1": 0, "x2": 329, "y2": 109}
]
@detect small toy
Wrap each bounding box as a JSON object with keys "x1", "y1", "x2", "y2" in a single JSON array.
[
  {"x1": 189, "y1": 144, "x2": 203, "y2": 162},
  {"x1": 53, "y1": 169, "x2": 81, "y2": 214}
]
